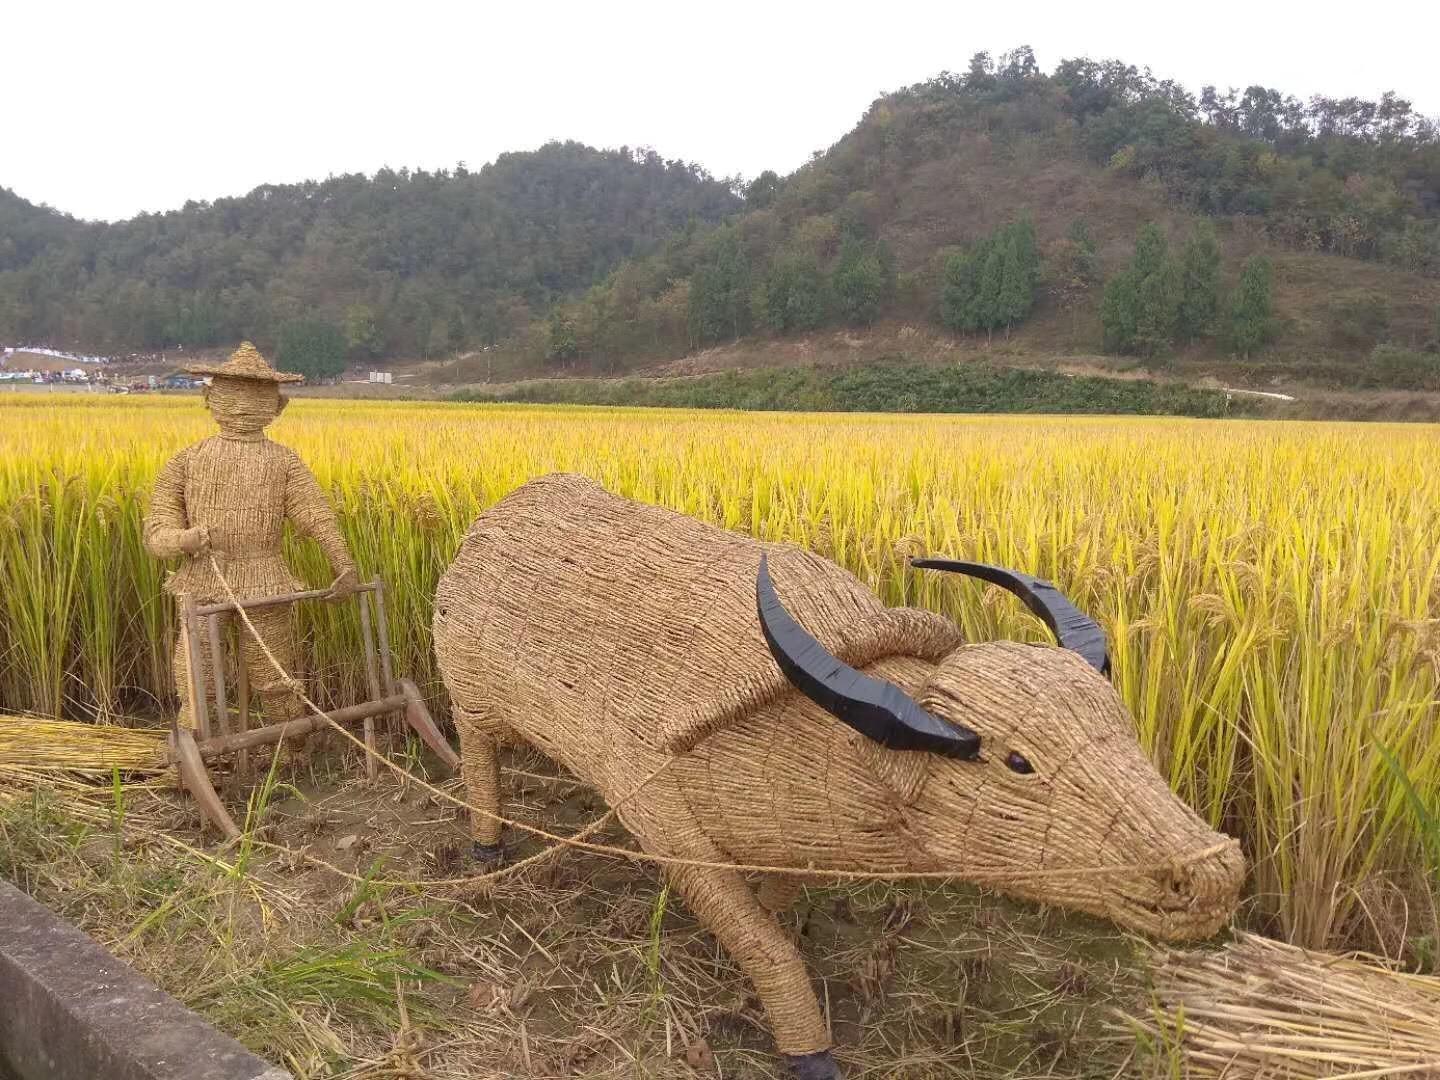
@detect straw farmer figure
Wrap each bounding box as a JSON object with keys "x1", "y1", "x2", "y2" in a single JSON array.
[{"x1": 143, "y1": 342, "x2": 358, "y2": 749}]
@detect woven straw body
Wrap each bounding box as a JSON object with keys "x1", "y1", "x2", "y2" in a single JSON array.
[
  {"x1": 144, "y1": 355, "x2": 355, "y2": 731},
  {"x1": 145, "y1": 435, "x2": 353, "y2": 601},
  {"x1": 434, "y1": 473, "x2": 1244, "y2": 1059}
]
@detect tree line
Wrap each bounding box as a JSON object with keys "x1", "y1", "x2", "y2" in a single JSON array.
[
  {"x1": 539, "y1": 221, "x2": 897, "y2": 368},
  {"x1": 0, "y1": 143, "x2": 740, "y2": 358},
  {"x1": 1098, "y1": 223, "x2": 1274, "y2": 360},
  {"x1": 521, "y1": 48, "x2": 1436, "y2": 375},
  {"x1": 2, "y1": 45, "x2": 1436, "y2": 377},
  {"x1": 455, "y1": 361, "x2": 1255, "y2": 417},
  {"x1": 939, "y1": 219, "x2": 1040, "y2": 338}
]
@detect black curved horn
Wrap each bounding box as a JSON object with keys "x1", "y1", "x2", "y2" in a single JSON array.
[
  {"x1": 756, "y1": 555, "x2": 980, "y2": 759},
  {"x1": 910, "y1": 558, "x2": 1111, "y2": 678}
]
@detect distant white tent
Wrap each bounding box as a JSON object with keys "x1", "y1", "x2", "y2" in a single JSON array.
[{"x1": 1, "y1": 345, "x2": 110, "y2": 364}]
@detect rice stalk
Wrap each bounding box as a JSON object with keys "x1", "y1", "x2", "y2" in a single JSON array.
[{"x1": 2, "y1": 396, "x2": 1438, "y2": 953}]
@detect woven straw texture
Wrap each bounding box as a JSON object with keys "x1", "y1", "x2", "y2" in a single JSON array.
[
  {"x1": 1137, "y1": 932, "x2": 1440, "y2": 1076},
  {"x1": 183, "y1": 340, "x2": 305, "y2": 382},
  {"x1": 434, "y1": 472, "x2": 1244, "y2": 1057},
  {"x1": 143, "y1": 347, "x2": 355, "y2": 730},
  {"x1": 145, "y1": 434, "x2": 352, "y2": 600}
]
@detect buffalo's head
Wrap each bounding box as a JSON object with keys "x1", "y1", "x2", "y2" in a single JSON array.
[{"x1": 757, "y1": 555, "x2": 1244, "y2": 941}]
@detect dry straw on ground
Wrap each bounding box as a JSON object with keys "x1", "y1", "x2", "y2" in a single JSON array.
[
  {"x1": 0, "y1": 714, "x2": 168, "y2": 774},
  {"x1": 1129, "y1": 932, "x2": 1440, "y2": 1077}
]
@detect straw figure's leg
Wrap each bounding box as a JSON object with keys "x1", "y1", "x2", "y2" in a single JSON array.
[
  {"x1": 666, "y1": 861, "x2": 838, "y2": 1079},
  {"x1": 172, "y1": 606, "x2": 214, "y2": 733},
  {"x1": 239, "y1": 606, "x2": 309, "y2": 765},
  {"x1": 454, "y1": 704, "x2": 505, "y2": 866}
]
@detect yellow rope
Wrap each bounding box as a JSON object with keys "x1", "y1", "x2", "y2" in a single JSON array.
[{"x1": 204, "y1": 553, "x2": 1234, "y2": 889}]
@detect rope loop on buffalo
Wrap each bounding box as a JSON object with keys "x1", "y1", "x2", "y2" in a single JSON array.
[{"x1": 203, "y1": 552, "x2": 1232, "y2": 892}]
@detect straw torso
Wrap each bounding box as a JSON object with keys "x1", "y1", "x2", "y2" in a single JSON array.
[{"x1": 145, "y1": 434, "x2": 351, "y2": 601}]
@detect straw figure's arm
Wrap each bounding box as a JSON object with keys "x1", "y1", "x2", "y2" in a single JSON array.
[
  {"x1": 142, "y1": 449, "x2": 209, "y2": 558},
  {"x1": 283, "y1": 454, "x2": 358, "y2": 597}
]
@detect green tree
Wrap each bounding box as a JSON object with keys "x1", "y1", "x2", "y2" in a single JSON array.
[
  {"x1": 445, "y1": 309, "x2": 467, "y2": 353},
  {"x1": 764, "y1": 253, "x2": 828, "y2": 333},
  {"x1": 545, "y1": 309, "x2": 578, "y2": 364},
  {"x1": 1103, "y1": 223, "x2": 1180, "y2": 357},
  {"x1": 832, "y1": 239, "x2": 885, "y2": 326},
  {"x1": 940, "y1": 245, "x2": 983, "y2": 332},
  {"x1": 746, "y1": 171, "x2": 782, "y2": 209},
  {"x1": 0, "y1": 145, "x2": 743, "y2": 358},
  {"x1": 938, "y1": 221, "x2": 1038, "y2": 338},
  {"x1": 1011, "y1": 218, "x2": 1040, "y2": 282},
  {"x1": 1225, "y1": 254, "x2": 1274, "y2": 359},
  {"x1": 1135, "y1": 257, "x2": 1181, "y2": 357},
  {"x1": 1100, "y1": 268, "x2": 1140, "y2": 353},
  {"x1": 1054, "y1": 219, "x2": 1100, "y2": 345},
  {"x1": 343, "y1": 304, "x2": 383, "y2": 359},
  {"x1": 277, "y1": 319, "x2": 347, "y2": 381},
  {"x1": 688, "y1": 229, "x2": 751, "y2": 345},
  {"x1": 977, "y1": 243, "x2": 1006, "y2": 338},
  {"x1": 1177, "y1": 222, "x2": 1221, "y2": 342},
  {"x1": 1132, "y1": 222, "x2": 1167, "y2": 277},
  {"x1": 996, "y1": 219, "x2": 1039, "y2": 331}
]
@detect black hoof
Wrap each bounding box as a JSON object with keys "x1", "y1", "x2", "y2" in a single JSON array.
[
  {"x1": 471, "y1": 841, "x2": 506, "y2": 868},
  {"x1": 784, "y1": 1050, "x2": 841, "y2": 1080}
]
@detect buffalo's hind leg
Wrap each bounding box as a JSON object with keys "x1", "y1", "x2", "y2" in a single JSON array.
[
  {"x1": 667, "y1": 862, "x2": 839, "y2": 1079},
  {"x1": 453, "y1": 704, "x2": 505, "y2": 866}
]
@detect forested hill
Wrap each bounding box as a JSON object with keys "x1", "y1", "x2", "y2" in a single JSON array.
[
  {"x1": 0, "y1": 143, "x2": 740, "y2": 356},
  {"x1": 531, "y1": 51, "x2": 1440, "y2": 391},
  {"x1": 5, "y1": 51, "x2": 1440, "y2": 393}
]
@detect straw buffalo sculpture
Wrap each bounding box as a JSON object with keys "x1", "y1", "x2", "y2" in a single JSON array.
[{"x1": 434, "y1": 473, "x2": 1244, "y2": 1079}]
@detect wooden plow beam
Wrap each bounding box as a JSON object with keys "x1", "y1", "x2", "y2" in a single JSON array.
[{"x1": 170, "y1": 579, "x2": 459, "y2": 839}]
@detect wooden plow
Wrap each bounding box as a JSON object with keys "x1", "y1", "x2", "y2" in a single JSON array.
[{"x1": 169, "y1": 579, "x2": 459, "y2": 839}]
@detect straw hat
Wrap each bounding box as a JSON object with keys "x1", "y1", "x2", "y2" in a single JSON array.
[{"x1": 183, "y1": 342, "x2": 304, "y2": 383}]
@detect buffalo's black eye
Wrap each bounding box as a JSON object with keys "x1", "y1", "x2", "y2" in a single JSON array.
[{"x1": 1005, "y1": 750, "x2": 1035, "y2": 775}]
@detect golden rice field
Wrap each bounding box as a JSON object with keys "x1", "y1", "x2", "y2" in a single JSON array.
[{"x1": 1, "y1": 394, "x2": 1437, "y2": 957}]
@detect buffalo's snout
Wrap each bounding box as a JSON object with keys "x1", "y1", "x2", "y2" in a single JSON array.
[{"x1": 1131, "y1": 838, "x2": 1246, "y2": 941}]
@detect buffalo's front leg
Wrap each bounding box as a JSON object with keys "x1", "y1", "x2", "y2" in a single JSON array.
[
  {"x1": 667, "y1": 863, "x2": 839, "y2": 1078},
  {"x1": 453, "y1": 705, "x2": 504, "y2": 865}
]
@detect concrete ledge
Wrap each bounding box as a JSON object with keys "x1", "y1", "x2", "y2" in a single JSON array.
[{"x1": 0, "y1": 879, "x2": 290, "y2": 1080}]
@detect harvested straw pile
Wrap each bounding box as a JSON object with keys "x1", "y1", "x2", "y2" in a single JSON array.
[
  {"x1": 1132, "y1": 931, "x2": 1440, "y2": 1077},
  {"x1": 0, "y1": 715, "x2": 169, "y2": 776}
]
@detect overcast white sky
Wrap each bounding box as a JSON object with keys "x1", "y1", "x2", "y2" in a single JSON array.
[{"x1": 10, "y1": 0, "x2": 1439, "y2": 222}]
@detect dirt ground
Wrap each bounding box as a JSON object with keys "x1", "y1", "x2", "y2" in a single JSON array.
[{"x1": 0, "y1": 730, "x2": 1164, "y2": 1080}]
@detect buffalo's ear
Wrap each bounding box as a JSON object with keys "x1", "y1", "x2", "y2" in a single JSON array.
[{"x1": 855, "y1": 734, "x2": 930, "y2": 804}]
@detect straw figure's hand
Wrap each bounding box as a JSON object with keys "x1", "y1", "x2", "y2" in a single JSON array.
[
  {"x1": 325, "y1": 567, "x2": 360, "y2": 602},
  {"x1": 177, "y1": 525, "x2": 210, "y2": 557}
]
